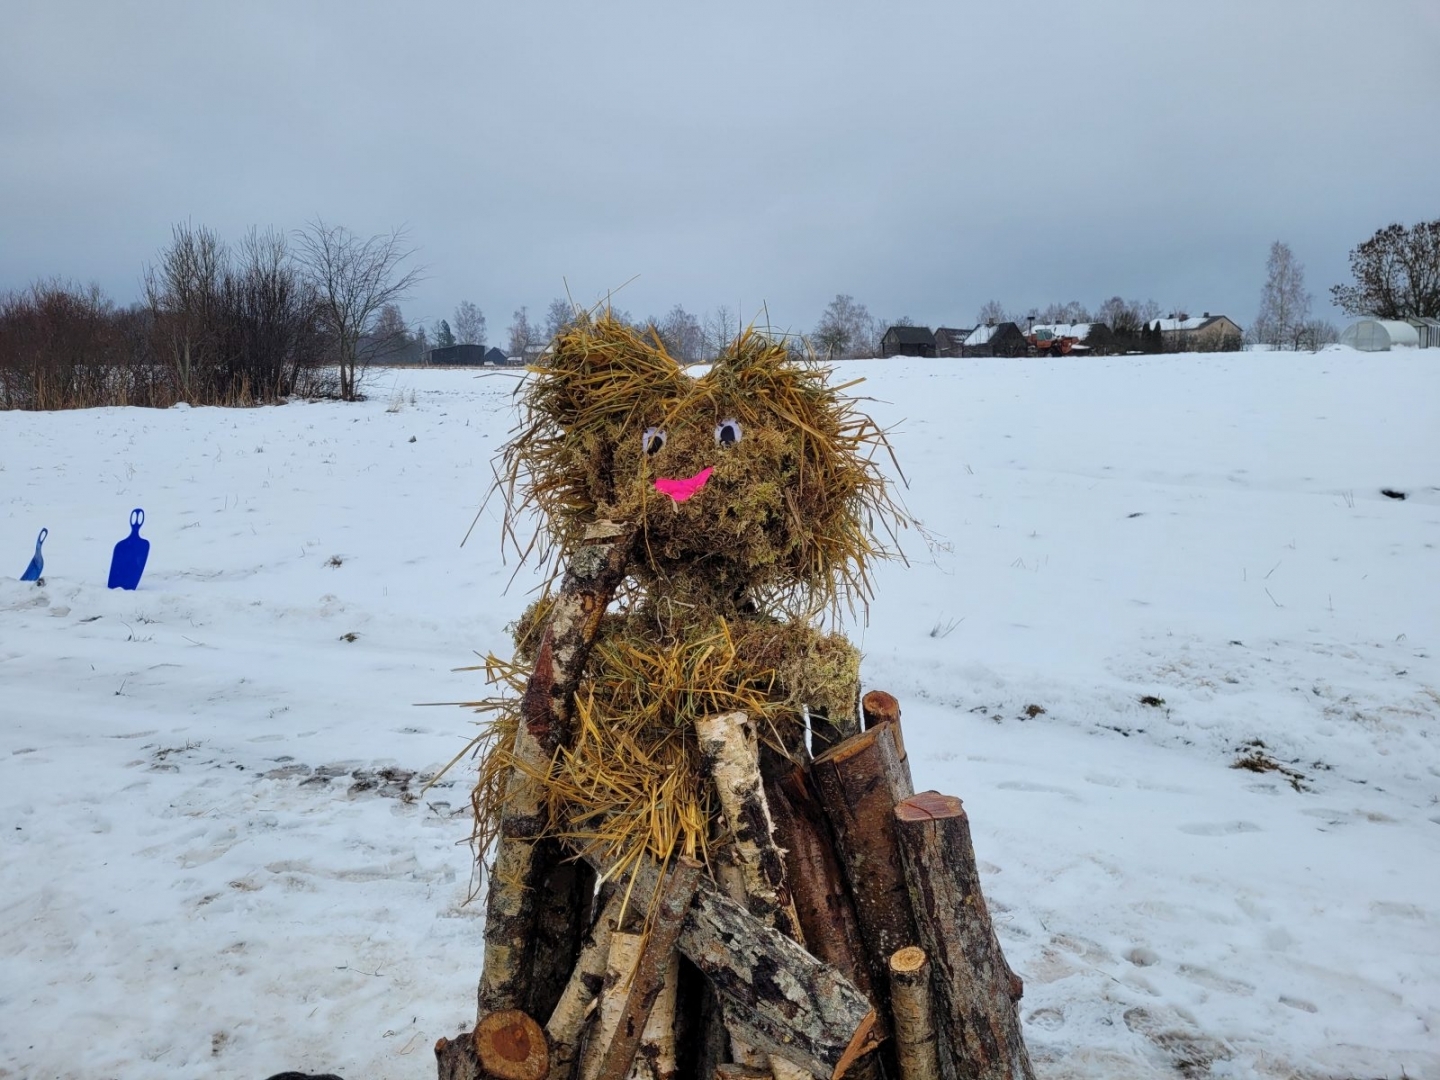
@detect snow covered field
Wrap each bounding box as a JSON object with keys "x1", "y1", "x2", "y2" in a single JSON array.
[{"x1": 2, "y1": 349, "x2": 1437, "y2": 1080}]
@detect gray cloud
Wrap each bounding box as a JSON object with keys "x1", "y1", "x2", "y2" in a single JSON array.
[{"x1": 3, "y1": 0, "x2": 1437, "y2": 335}]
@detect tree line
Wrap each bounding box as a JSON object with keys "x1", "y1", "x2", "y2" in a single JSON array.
[
  {"x1": 0, "y1": 219, "x2": 418, "y2": 409},
  {"x1": 4, "y1": 216, "x2": 1436, "y2": 410}
]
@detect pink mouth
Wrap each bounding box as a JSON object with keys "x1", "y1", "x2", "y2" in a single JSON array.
[{"x1": 654, "y1": 466, "x2": 713, "y2": 504}]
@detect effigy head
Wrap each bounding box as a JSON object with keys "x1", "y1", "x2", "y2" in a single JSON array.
[{"x1": 497, "y1": 312, "x2": 904, "y2": 618}]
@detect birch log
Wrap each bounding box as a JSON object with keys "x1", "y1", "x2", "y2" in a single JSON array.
[
  {"x1": 591, "y1": 859, "x2": 702, "y2": 1080},
  {"x1": 578, "y1": 932, "x2": 645, "y2": 1080},
  {"x1": 547, "y1": 888, "x2": 626, "y2": 1080},
  {"x1": 480, "y1": 522, "x2": 637, "y2": 1016},
  {"x1": 893, "y1": 793, "x2": 1034, "y2": 1080},
  {"x1": 697, "y1": 710, "x2": 804, "y2": 943},
  {"x1": 888, "y1": 947, "x2": 942, "y2": 1080},
  {"x1": 628, "y1": 951, "x2": 681, "y2": 1080},
  {"x1": 583, "y1": 851, "x2": 880, "y2": 1080}
]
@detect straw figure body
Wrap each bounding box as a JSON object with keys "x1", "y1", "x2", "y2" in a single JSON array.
[
  {"x1": 451, "y1": 313, "x2": 1033, "y2": 1080},
  {"x1": 475, "y1": 312, "x2": 902, "y2": 863}
]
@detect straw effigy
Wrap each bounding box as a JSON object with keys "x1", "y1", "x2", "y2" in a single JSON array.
[
  {"x1": 466, "y1": 312, "x2": 905, "y2": 891},
  {"x1": 439, "y1": 311, "x2": 1035, "y2": 1080}
]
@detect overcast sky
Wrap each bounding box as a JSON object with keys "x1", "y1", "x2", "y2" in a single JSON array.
[{"x1": 3, "y1": 0, "x2": 1438, "y2": 338}]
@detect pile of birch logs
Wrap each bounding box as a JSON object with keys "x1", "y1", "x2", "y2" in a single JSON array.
[{"x1": 436, "y1": 524, "x2": 1035, "y2": 1080}]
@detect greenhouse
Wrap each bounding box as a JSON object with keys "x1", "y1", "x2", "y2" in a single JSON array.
[{"x1": 1340, "y1": 318, "x2": 1440, "y2": 351}]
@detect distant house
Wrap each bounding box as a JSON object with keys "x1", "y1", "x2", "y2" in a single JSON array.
[
  {"x1": 1149, "y1": 313, "x2": 1243, "y2": 352},
  {"x1": 880, "y1": 325, "x2": 937, "y2": 358},
  {"x1": 934, "y1": 327, "x2": 975, "y2": 358},
  {"x1": 1340, "y1": 318, "x2": 1440, "y2": 351},
  {"x1": 427, "y1": 344, "x2": 516, "y2": 366},
  {"x1": 429, "y1": 343, "x2": 489, "y2": 366},
  {"x1": 961, "y1": 322, "x2": 1028, "y2": 358}
]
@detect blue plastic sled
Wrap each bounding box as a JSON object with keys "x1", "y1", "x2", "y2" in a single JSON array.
[
  {"x1": 21, "y1": 527, "x2": 47, "y2": 582},
  {"x1": 108, "y1": 509, "x2": 150, "y2": 590}
]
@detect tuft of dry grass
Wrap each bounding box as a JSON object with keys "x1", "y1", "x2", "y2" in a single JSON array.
[{"x1": 453, "y1": 612, "x2": 861, "y2": 898}]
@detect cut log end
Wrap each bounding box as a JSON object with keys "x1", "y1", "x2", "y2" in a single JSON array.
[
  {"x1": 475, "y1": 1010, "x2": 549, "y2": 1080},
  {"x1": 889, "y1": 945, "x2": 927, "y2": 977},
  {"x1": 811, "y1": 724, "x2": 881, "y2": 768},
  {"x1": 860, "y1": 691, "x2": 905, "y2": 761},
  {"x1": 860, "y1": 691, "x2": 900, "y2": 729},
  {"x1": 894, "y1": 791, "x2": 962, "y2": 823}
]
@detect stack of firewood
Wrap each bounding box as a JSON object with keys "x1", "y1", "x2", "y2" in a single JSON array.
[{"x1": 436, "y1": 526, "x2": 1034, "y2": 1080}]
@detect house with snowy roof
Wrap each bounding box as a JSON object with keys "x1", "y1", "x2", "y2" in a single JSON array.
[
  {"x1": 961, "y1": 321, "x2": 1028, "y2": 358},
  {"x1": 934, "y1": 327, "x2": 974, "y2": 358},
  {"x1": 1149, "y1": 313, "x2": 1242, "y2": 352}
]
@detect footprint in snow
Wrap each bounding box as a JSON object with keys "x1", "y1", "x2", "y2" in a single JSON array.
[
  {"x1": 996, "y1": 780, "x2": 1080, "y2": 800},
  {"x1": 1177, "y1": 820, "x2": 1262, "y2": 836}
]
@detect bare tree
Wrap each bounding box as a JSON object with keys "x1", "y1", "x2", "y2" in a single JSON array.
[
  {"x1": 454, "y1": 300, "x2": 487, "y2": 346},
  {"x1": 543, "y1": 297, "x2": 578, "y2": 340},
  {"x1": 294, "y1": 219, "x2": 422, "y2": 400},
  {"x1": 975, "y1": 299, "x2": 1011, "y2": 326},
  {"x1": 507, "y1": 306, "x2": 537, "y2": 359},
  {"x1": 811, "y1": 294, "x2": 873, "y2": 360},
  {"x1": 372, "y1": 302, "x2": 410, "y2": 348},
  {"x1": 217, "y1": 227, "x2": 324, "y2": 396},
  {"x1": 1252, "y1": 241, "x2": 1311, "y2": 350},
  {"x1": 702, "y1": 304, "x2": 738, "y2": 357},
  {"x1": 1037, "y1": 300, "x2": 1093, "y2": 324},
  {"x1": 1296, "y1": 319, "x2": 1339, "y2": 352},
  {"x1": 145, "y1": 222, "x2": 226, "y2": 399},
  {"x1": 1331, "y1": 218, "x2": 1440, "y2": 319},
  {"x1": 655, "y1": 304, "x2": 704, "y2": 362}
]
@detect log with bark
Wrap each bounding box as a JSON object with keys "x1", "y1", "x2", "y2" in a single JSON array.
[
  {"x1": 585, "y1": 851, "x2": 881, "y2": 1080},
  {"x1": 864, "y1": 694, "x2": 910, "y2": 789},
  {"x1": 479, "y1": 522, "x2": 638, "y2": 1016},
  {"x1": 546, "y1": 887, "x2": 626, "y2": 1080},
  {"x1": 888, "y1": 947, "x2": 942, "y2": 1080},
  {"x1": 810, "y1": 722, "x2": 916, "y2": 1015},
  {"x1": 697, "y1": 710, "x2": 804, "y2": 942},
  {"x1": 764, "y1": 767, "x2": 877, "y2": 1008},
  {"x1": 764, "y1": 769, "x2": 886, "y2": 1080},
  {"x1": 578, "y1": 932, "x2": 644, "y2": 1080},
  {"x1": 436, "y1": 1031, "x2": 484, "y2": 1080},
  {"x1": 588, "y1": 859, "x2": 701, "y2": 1080},
  {"x1": 894, "y1": 792, "x2": 1033, "y2": 1080},
  {"x1": 528, "y1": 858, "x2": 599, "y2": 1022}
]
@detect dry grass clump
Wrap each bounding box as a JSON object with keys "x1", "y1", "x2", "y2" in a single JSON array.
[{"x1": 463, "y1": 612, "x2": 861, "y2": 892}]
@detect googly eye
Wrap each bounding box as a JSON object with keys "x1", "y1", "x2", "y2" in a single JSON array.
[
  {"x1": 714, "y1": 419, "x2": 742, "y2": 446},
  {"x1": 642, "y1": 427, "x2": 667, "y2": 456}
]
